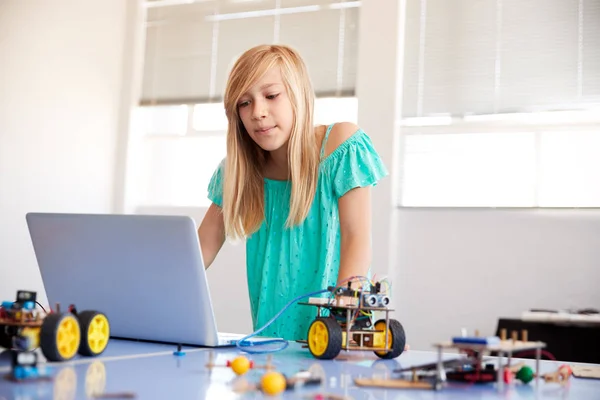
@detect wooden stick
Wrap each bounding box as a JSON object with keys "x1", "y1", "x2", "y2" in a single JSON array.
[{"x1": 354, "y1": 377, "x2": 433, "y2": 389}]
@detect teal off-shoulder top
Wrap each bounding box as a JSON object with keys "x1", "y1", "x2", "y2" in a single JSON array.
[{"x1": 207, "y1": 123, "x2": 388, "y2": 340}]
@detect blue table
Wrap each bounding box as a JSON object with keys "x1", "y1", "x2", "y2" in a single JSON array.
[{"x1": 1, "y1": 340, "x2": 598, "y2": 399}]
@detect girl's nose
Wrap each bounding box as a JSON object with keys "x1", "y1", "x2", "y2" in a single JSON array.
[{"x1": 252, "y1": 101, "x2": 267, "y2": 119}]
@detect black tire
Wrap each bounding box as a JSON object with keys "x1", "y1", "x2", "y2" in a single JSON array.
[
  {"x1": 307, "y1": 317, "x2": 343, "y2": 360},
  {"x1": 77, "y1": 310, "x2": 110, "y2": 357},
  {"x1": 374, "y1": 319, "x2": 406, "y2": 359},
  {"x1": 40, "y1": 313, "x2": 81, "y2": 362}
]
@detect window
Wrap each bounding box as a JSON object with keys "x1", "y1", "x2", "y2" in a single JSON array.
[
  {"x1": 402, "y1": 132, "x2": 537, "y2": 207},
  {"x1": 141, "y1": 0, "x2": 359, "y2": 104},
  {"x1": 132, "y1": 97, "x2": 358, "y2": 207},
  {"x1": 127, "y1": 0, "x2": 361, "y2": 208},
  {"x1": 538, "y1": 130, "x2": 600, "y2": 207},
  {"x1": 399, "y1": 0, "x2": 600, "y2": 207}
]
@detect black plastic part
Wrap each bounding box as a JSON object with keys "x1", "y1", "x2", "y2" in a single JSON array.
[{"x1": 374, "y1": 319, "x2": 406, "y2": 359}]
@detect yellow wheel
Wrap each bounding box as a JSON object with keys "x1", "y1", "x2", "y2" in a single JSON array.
[
  {"x1": 307, "y1": 317, "x2": 342, "y2": 360},
  {"x1": 41, "y1": 313, "x2": 81, "y2": 362},
  {"x1": 373, "y1": 319, "x2": 406, "y2": 359},
  {"x1": 78, "y1": 310, "x2": 110, "y2": 356}
]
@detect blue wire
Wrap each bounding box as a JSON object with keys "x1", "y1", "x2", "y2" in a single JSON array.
[{"x1": 235, "y1": 288, "x2": 330, "y2": 354}]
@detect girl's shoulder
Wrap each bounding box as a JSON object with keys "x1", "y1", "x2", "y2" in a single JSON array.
[
  {"x1": 321, "y1": 122, "x2": 363, "y2": 159},
  {"x1": 318, "y1": 122, "x2": 388, "y2": 198}
]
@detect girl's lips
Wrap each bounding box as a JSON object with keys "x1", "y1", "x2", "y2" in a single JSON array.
[{"x1": 256, "y1": 126, "x2": 275, "y2": 134}]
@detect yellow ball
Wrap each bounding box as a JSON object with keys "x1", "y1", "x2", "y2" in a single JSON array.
[
  {"x1": 260, "y1": 371, "x2": 287, "y2": 396},
  {"x1": 230, "y1": 356, "x2": 251, "y2": 375}
]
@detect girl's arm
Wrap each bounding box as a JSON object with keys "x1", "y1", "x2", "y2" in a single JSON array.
[
  {"x1": 337, "y1": 186, "x2": 372, "y2": 287},
  {"x1": 322, "y1": 122, "x2": 374, "y2": 288},
  {"x1": 197, "y1": 203, "x2": 226, "y2": 269}
]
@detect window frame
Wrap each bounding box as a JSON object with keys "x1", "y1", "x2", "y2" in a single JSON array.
[{"x1": 396, "y1": 113, "x2": 600, "y2": 209}]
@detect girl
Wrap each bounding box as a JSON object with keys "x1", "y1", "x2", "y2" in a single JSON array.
[{"x1": 198, "y1": 44, "x2": 388, "y2": 341}]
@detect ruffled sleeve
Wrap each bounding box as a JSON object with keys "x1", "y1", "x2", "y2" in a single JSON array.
[
  {"x1": 324, "y1": 130, "x2": 389, "y2": 198},
  {"x1": 207, "y1": 158, "x2": 225, "y2": 207}
]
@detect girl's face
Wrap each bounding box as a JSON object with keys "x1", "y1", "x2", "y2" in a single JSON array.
[{"x1": 237, "y1": 66, "x2": 294, "y2": 153}]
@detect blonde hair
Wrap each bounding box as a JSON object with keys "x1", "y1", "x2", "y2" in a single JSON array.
[{"x1": 222, "y1": 44, "x2": 318, "y2": 240}]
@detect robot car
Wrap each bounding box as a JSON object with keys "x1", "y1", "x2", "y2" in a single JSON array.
[
  {"x1": 301, "y1": 281, "x2": 406, "y2": 360},
  {"x1": 0, "y1": 290, "x2": 110, "y2": 362}
]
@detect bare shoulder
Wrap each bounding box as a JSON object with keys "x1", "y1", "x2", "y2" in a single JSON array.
[{"x1": 323, "y1": 122, "x2": 361, "y2": 158}]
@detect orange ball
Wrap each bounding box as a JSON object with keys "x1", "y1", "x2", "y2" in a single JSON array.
[
  {"x1": 230, "y1": 356, "x2": 252, "y2": 375},
  {"x1": 260, "y1": 371, "x2": 287, "y2": 396}
]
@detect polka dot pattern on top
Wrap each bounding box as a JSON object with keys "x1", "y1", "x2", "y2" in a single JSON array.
[{"x1": 207, "y1": 123, "x2": 388, "y2": 341}]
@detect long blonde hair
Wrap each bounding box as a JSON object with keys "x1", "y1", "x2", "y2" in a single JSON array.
[{"x1": 222, "y1": 44, "x2": 318, "y2": 240}]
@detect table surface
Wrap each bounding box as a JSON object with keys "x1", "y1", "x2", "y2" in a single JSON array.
[{"x1": 1, "y1": 339, "x2": 599, "y2": 399}]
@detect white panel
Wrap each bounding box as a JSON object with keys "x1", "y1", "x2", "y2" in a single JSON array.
[
  {"x1": 0, "y1": 0, "x2": 130, "y2": 303},
  {"x1": 401, "y1": 132, "x2": 537, "y2": 207},
  {"x1": 193, "y1": 103, "x2": 228, "y2": 131},
  {"x1": 538, "y1": 130, "x2": 600, "y2": 207},
  {"x1": 137, "y1": 105, "x2": 189, "y2": 135},
  {"x1": 396, "y1": 208, "x2": 600, "y2": 350},
  {"x1": 139, "y1": 137, "x2": 226, "y2": 207},
  {"x1": 314, "y1": 97, "x2": 358, "y2": 125}
]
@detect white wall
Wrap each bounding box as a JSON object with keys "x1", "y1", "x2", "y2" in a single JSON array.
[
  {"x1": 0, "y1": 1, "x2": 137, "y2": 303},
  {"x1": 396, "y1": 208, "x2": 600, "y2": 350}
]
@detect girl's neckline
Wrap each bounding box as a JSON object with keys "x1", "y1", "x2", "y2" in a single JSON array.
[
  {"x1": 262, "y1": 128, "x2": 363, "y2": 184},
  {"x1": 264, "y1": 177, "x2": 290, "y2": 183}
]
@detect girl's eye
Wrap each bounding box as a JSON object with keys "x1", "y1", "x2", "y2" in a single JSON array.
[
  {"x1": 238, "y1": 100, "x2": 250, "y2": 108},
  {"x1": 266, "y1": 93, "x2": 279, "y2": 100}
]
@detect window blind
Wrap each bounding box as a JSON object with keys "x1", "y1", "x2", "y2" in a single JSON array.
[
  {"x1": 402, "y1": 0, "x2": 600, "y2": 119},
  {"x1": 141, "y1": 0, "x2": 360, "y2": 105}
]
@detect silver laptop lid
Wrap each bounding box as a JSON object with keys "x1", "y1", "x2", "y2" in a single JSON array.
[{"x1": 26, "y1": 212, "x2": 221, "y2": 347}]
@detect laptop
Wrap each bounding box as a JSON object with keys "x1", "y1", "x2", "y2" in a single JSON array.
[{"x1": 25, "y1": 212, "x2": 258, "y2": 347}]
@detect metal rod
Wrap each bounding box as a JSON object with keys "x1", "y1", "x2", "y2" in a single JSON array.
[
  {"x1": 496, "y1": 351, "x2": 503, "y2": 391},
  {"x1": 345, "y1": 308, "x2": 351, "y2": 350},
  {"x1": 385, "y1": 310, "x2": 390, "y2": 352},
  {"x1": 535, "y1": 347, "x2": 541, "y2": 386},
  {"x1": 436, "y1": 346, "x2": 446, "y2": 384}
]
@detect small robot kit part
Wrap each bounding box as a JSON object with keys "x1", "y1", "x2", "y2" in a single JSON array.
[
  {"x1": 206, "y1": 353, "x2": 323, "y2": 396},
  {"x1": 5, "y1": 350, "x2": 53, "y2": 382},
  {"x1": 354, "y1": 329, "x2": 571, "y2": 391},
  {"x1": 0, "y1": 290, "x2": 111, "y2": 365},
  {"x1": 300, "y1": 280, "x2": 406, "y2": 360}
]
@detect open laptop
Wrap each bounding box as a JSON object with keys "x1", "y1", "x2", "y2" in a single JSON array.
[{"x1": 25, "y1": 212, "x2": 259, "y2": 347}]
